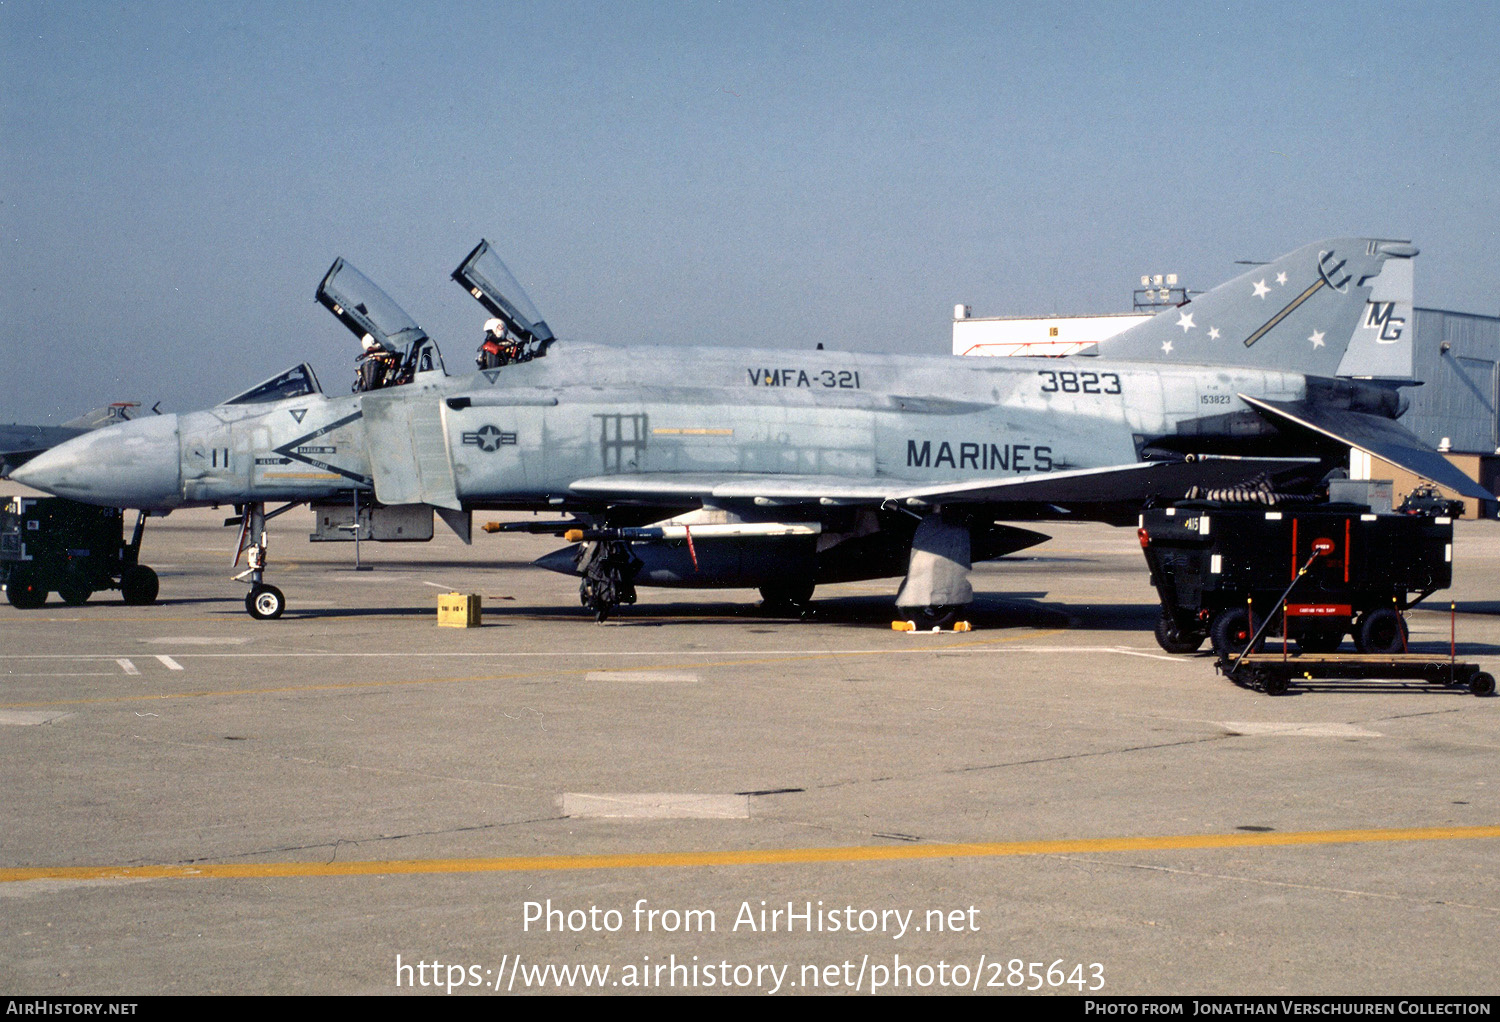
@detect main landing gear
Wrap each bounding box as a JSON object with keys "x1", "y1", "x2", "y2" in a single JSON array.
[
  {"x1": 578, "y1": 540, "x2": 641, "y2": 622},
  {"x1": 232, "y1": 502, "x2": 299, "y2": 620},
  {"x1": 759, "y1": 580, "x2": 815, "y2": 617}
]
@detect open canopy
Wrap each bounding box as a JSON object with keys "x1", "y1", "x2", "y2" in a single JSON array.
[
  {"x1": 316, "y1": 258, "x2": 429, "y2": 353},
  {"x1": 451, "y1": 239, "x2": 554, "y2": 350},
  {"x1": 315, "y1": 258, "x2": 445, "y2": 383}
]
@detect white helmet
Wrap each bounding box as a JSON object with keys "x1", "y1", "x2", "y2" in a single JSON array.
[
  {"x1": 360, "y1": 333, "x2": 378, "y2": 351},
  {"x1": 484, "y1": 317, "x2": 505, "y2": 337}
]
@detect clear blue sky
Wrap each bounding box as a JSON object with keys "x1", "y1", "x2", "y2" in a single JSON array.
[{"x1": 2, "y1": 0, "x2": 1496, "y2": 422}]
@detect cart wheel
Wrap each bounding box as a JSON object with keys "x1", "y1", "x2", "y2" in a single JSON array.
[
  {"x1": 246, "y1": 584, "x2": 285, "y2": 620},
  {"x1": 1154, "y1": 612, "x2": 1206, "y2": 654},
  {"x1": 1471, "y1": 672, "x2": 1496, "y2": 698},
  {"x1": 1262, "y1": 672, "x2": 1290, "y2": 696},
  {"x1": 120, "y1": 565, "x2": 159, "y2": 605},
  {"x1": 1354, "y1": 608, "x2": 1407, "y2": 655},
  {"x1": 1211, "y1": 607, "x2": 1261, "y2": 657},
  {"x1": 4, "y1": 569, "x2": 48, "y2": 609},
  {"x1": 1295, "y1": 626, "x2": 1344, "y2": 654},
  {"x1": 56, "y1": 570, "x2": 92, "y2": 607}
]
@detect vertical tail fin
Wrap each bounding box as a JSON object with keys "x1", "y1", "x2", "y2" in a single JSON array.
[{"x1": 1092, "y1": 238, "x2": 1417, "y2": 376}]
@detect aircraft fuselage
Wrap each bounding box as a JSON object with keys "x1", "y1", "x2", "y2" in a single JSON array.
[{"x1": 54, "y1": 344, "x2": 1331, "y2": 514}]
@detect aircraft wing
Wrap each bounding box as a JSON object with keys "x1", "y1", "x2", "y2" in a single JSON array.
[
  {"x1": 1238, "y1": 395, "x2": 1494, "y2": 502},
  {"x1": 567, "y1": 456, "x2": 1317, "y2": 509}
]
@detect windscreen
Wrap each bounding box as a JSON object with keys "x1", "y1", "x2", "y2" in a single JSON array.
[{"x1": 222, "y1": 363, "x2": 323, "y2": 405}]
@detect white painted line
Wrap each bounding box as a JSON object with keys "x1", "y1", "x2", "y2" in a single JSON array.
[
  {"x1": 1, "y1": 673, "x2": 117, "y2": 678},
  {"x1": 561, "y1": 793, "x2": 749, "y2": 820},
  {"x1": 141, "y1": 637, "x2": 250, "y2": 646},
  {"x1": 116, "y1": 659, "x2": 140, "y2": 676},
  {"x1": 584, "y1": 671, "x2": 701, "y2": 683},
  {"x1": 156, "y1": 655, "x2": 184, "y2": 671},
  {"x1": 0, "y1": 710, "x2": 73, "y2": 726},
  {"x1": 1222, "y1": 722, "x2": 1384, "y2": 738}
]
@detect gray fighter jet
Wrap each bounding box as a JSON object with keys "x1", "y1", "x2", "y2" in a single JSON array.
[
  {"x1": 0, "y1": 403, "x2": 141, "y2": 478},
  {"x1": 14, "y1": 237, "x2": 1490, "y2": 623}
]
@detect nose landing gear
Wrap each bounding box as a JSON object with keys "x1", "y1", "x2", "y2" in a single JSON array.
[{"x1": 231, "y1": 502, "x2": 299, "y2": 620}]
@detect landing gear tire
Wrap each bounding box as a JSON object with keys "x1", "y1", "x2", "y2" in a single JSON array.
[
  {"x1": 581, "y1": 575, "x2": 632, "y2": 623},
  {"x1": 1354, "y1": 608, "x2": 1407, "y2": 654},
  {"x1": 759, "y1": 581, "x2": 815, "y2": 615},
  {"x1": 578, "y1": 540, "x2": 640, "y2": 623},
  {"x1": 57, "y1": 569, "x2": 92, "y2": 607},
  {"x1": 1154, "y1": 612, "x2": 1206, "y2": 654},
  {"x1": 120, "y1": 565, "x2": 159, "y2": 605},
  {"x1": 580, "y1": 579, "x2": 614, "y2": 623},
  {"x1": 1470, "y1": 672, "x2": 1495, "y2": 697},
  {"x1": 246, "y1": 584, "x2": 285, "y2": 620},
  {"x1": 1210, "y1": 607, "x2": 1262, "y2": 658},
  {"x1": 5, "y1": 569, "x2": 47, "y2": 609},
  {"x1": 907, "y1": 605, "x2": 961, "y2": 630}
]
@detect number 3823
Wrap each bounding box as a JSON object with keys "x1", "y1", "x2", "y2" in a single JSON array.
[{"x1": 1037, "y1": 370, "x2": 1121, "y2": 395}]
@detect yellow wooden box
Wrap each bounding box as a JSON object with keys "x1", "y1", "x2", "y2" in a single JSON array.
[{"x1": 437, "y1": 592, "x2": 482, "y2": 627}]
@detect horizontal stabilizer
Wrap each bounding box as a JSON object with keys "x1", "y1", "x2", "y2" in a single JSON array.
[{"x1": 1239, "y1": 395, "x2": 1494, "y2": 502}]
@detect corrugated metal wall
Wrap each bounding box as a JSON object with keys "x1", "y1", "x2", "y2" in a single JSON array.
[{"x1": 1401, "y1": 309, "x2": 1500, "y2": 454}]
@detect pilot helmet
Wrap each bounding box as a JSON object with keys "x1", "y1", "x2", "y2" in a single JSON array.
[
  {"x1": 360, "y1": 333, "x2": 378, "y2": 351},
  {"x1": 484, "y1": 317, "x2": 506, "y2": 337}
]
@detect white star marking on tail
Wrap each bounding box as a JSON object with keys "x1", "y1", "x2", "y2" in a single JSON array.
[
  {"x1": 1177, "y1": 311, "x2": 1196, "y2": 332},
  {"x1": 1308, "y1": 330, "x2": 1326, "y2": 348},
  {"x1": 1253, "y1": 279, "x2": 1271, "y2": 298},
  {"x1": 1208, "y1": 326, "x2": 1221, "y2": 340},
  {"x1": 1276, "y1": 271, "x2": 1288, "y2": 285},
  {"x1": 1161, "y1": 340, "x2": 1174, "y2": 354}
]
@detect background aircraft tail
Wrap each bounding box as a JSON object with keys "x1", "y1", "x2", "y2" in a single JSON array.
[{"x1": 1092, "y1": 238, "x2": 1417, "y2": 378}]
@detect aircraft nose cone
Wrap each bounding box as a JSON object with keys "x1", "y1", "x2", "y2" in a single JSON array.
[{"x1": 11, "y1": 414, "x2": 182, "y2": 509}]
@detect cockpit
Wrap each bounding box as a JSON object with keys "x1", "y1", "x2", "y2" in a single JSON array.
[
  {"x1": 306, "y1": 243, "x2": 557, "y2": 394},
  {"x1": 316, "y1": 258, "x2": 446, "y2": 393}
]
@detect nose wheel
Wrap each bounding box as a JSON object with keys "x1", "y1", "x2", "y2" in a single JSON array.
[{"x1": 246, "y1": 584, "x2": 286, "y2": 620}]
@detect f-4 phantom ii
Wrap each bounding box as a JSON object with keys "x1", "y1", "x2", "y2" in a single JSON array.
[{"x1": 14, "y1": 236, "x2": 1492, "y2": 622}]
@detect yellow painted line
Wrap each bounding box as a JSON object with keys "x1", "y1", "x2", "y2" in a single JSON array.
[
  {"x1": 5, "y1": 824, "x2": 1498, "y2": 884},
  {"x1": 0, "y1": 628, "x2": 1068, "y2": 709}
]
